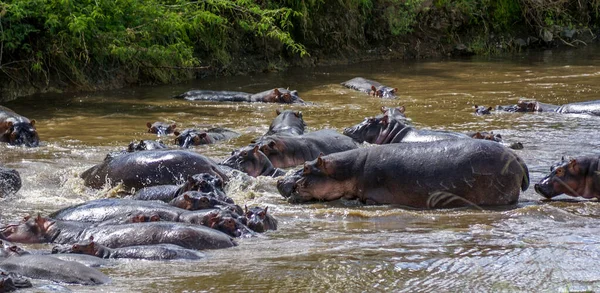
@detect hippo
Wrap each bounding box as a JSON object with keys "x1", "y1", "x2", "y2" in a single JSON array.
[
  {"x1": 132, "y1": 173, "x2": 229, "y2": 203},
  {"x1": 252, "y1": 129, "x2": 358, "y2": 168},
  {"x1": 474, "y1": 105, "x2": 493, "y2": 115},
  {"x1": 127, "y1": 140, "x2": 167, "y2": 152},
  {"x1": 0, "y1": 255, "x2": 110, "y2": 285},
  {"x1": 147, "y1": 121, "x2": 177, "y2": 136},
  {"x1": 169, "y1": 191, "x2": 232, "y2": 211},
  {"x1": 0, "y1": 167, "x2": 21, "y2": 197},
  {"x1": 343, "y1": 113, "x2": 468, "y2": 144},
  {"x1": 0, "y1": 106, "x2": 39, "y2": 147},
  {"x1": 91, "y1": 211, "x2": 161, "y2": 227},
  {"x1": 174, "y1": 128, "x2": 240, "y2": 148},
  {"x1": 467, "y1": 131, "x2": 524, "y2": 150},
  {"x1": 495, "y1": 100, "x2": 560, "y2": 113},
  {"x1": 221, "y1": 145, "x2": 285, "y2": 177},
  {"x1": 278, "y1": 139, "x2": 530, "y2": 208},
  {"x1": 535, "y1": 156, "x2": 600, "y2": 199},
  {"x1": 64, "y1": 236, "x2": 205, "y2": 260},
  {"x1": 173, "y1": 88, "x2": 305, "y2": 104},
  {"x1": 0, "y1": 241, "x2": 28, "y2": 259},
  {"x1": 266, "y1": 109, "x2": 306, "y2": 136},
  {"x1": 178, "y1": 209, "x2": 251, "y2": 238},
  {"x1": 49, "y1": 199, "x2": 184, "y2": 223},
  {"x1": 1, "y1": 215, "x2": 237, "y2": 250},
  {"x1": 0, "y1": 272, "x2": 32, "y2": 291},
  {"x1": 80, "y1": 149, "x2": 228, "y2": 190},
  {"x1": 341, "y1": 77, "x2": 398, "y2": 98},
  {"x1": 245, "y1": 206, "x2": 278, "y2": 233},
  {"x1": 556, "y1": 100, "x2": 600, "y2": 116}
]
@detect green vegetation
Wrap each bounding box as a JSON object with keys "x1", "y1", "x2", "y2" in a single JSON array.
[{"x1": 1, "y1": 0, "x2": 599, "y2": 99}]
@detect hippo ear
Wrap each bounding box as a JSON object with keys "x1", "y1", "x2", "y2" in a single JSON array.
[
  {"x1": 171, "y1": 124, "x2": 176, "y2": 130},
  {"x1": 244, "y1": 205, "x2": 248, "y2": 215},
  {"x1": 381, "y1": 115, "x2": 389, "y2": 125},
  {"x1": 174, "y1": 131, "x2": 180, "y2": 136},
  {"x1": 30, "y1": 120, "x2": 36, "y2": 127},
  {"x1": 294, "y1": 111, "x2": 301, "y2": 118},
  {"x1": 252, "y1": 145, "x2": 260, "y2": 154},
  {"x1": 22, "y1": 215, "x2": 31, "y2": 222},
  {"x1": 473, "y1": 105, "x2": 479, "y2": 109},
  {"x1": 316, "y1": 156, "x2": 328, "y2": 174},
  {"x1": 184, "y1": 193, "x2": 191, "y2": 201},
  {"x1": 193, "y1": 135, "x2": 201, "y2": 144},
  {"x1": 487, "y1": 107, "x2": 493, "y2": 112},
  {"x1": 276, "y1": 109, "x2": 282, "y2": 115},
  {"x1": 199, "y1": 133, "x2": 207, "y2": 138},
  {"x1": 273, "y1": 88, "x2": 281, "y2": 95},
  {"x1": 264, "y1": 206, "x2": 268, "y2": 215},
  {"x1": 568, "y1": 159, "x2": 580, "y2": 173},
  {"x1": 303, "y1": 163, "x2": 311, "y2": 175},
  {"x1": 380, "y1": 106, "x2": 387, "y2": 113},
  {"x1": 393, "y1": 88, "x2": 398, "y2": 93},
  {"x1": 146, "y1": 122, "x2": 152, "y2": 129},
  {"x1": 370, "y1": 85, "x2": 377, "y2": 96},
  {"x1": 398, "y1": 106, "x2": 406, "y2": 113},
  {"x1": 5, "y1": 121, "x2": 13, "y2": 129}
]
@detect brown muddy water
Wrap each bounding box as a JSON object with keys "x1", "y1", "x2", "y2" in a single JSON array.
[{"x1": 2, "y1": 46, "x2": 600, "y2": 292}]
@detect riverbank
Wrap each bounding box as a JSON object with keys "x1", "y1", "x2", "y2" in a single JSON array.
[{"x1": 1, "y1": 0, "x2": 598, "y2": 102}]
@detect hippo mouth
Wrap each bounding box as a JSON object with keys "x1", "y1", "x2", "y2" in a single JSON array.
[{"x1": 534, "y1": 183, "x2": 556, "y2": 199}]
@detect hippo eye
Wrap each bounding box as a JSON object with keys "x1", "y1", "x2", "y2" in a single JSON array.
[
  {"x1": 72, "y1": 244, "x2": 79, "y2": 250},
  {"x1": 241, "y1": 151, "x2": 247, "y2": 157}
]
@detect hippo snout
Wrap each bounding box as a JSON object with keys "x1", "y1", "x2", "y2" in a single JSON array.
[
  {"x1": 276, "y1": 178, "x2": 295, "y2": 198},
  {"x1": 534, "y1": 182, "x2": 556, "y2": 199}
]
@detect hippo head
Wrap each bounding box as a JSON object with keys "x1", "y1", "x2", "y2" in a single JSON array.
[
  {"x1": 0, "y1": 273, "x2": 32, "y2": 291},
  {"x1": 370, "y1": 86, "x2": 398, "y2": 98},
  {"x1": 147, "y1": 122, "x2": 176, "y2": 136},
  {"x1": 207, "y1": 215, "x2": 242, "y2": 238},
  {"x1": 264, "y1": 89, "x2": 304, "y2": 104},
  {"x1": 535, "y1": 158, "x2": 592, "y2": 199},
  {"x1": 278, "y1": 155, "x2": 355, "y2": 203},
  {"x1": 2, "y1": 121, "x2": 39, "y2": 147},
  {"x1": 474, "y1": 105, "x2": 493, "y2": 115},
  {"x1": 130, "y1": 212, "x2": 161, "y2": 223},
  {"x1": 471, "y1": 132, "x2": 503, "y2": 143},
  {"x1": 381, "y1": 106, "x2": 406, "y2": 120},
  {"x1": 0, "y1": 214, "x2": 53, "y2": 243},
  {"x1": 171, "y1": 191, "x2": 213, "y2": 210},
  {"x1": 70, "y1": 236, "x2": 100, "y2": 256},
  {"x1": 343, "y1": 116, "x2": 385, "y2": 143},
  {"x1": 516, "y1": 100, "x2": 539, "y2": 112},
  {"x1": 222, "y1": 145, "x2": 274, "y2": 177},
  {"x1": 180, "y1": 173, "x2": 225, "y2": 196},
  {"x1": 0, "y1": 240, "x2": 29, "y2": 258},
  {"x1": 174, "y1": 128, "x2": 205, "y2": 148},
  {"x1": 245, "y1": 206, "x2": 278, "y2": 233},
  {"x1": 256, "y1": 138, "x2": 287, "y2": 168}
]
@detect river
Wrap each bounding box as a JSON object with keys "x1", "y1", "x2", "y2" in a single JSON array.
[{"x1": 2, "y1": 46, "x2": 600, "y2": 292}]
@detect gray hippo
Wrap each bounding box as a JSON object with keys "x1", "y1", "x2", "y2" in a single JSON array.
[
  {"x1": 221, "y1": 145, "x2": 285, "y2": 178},
  {"x1": 252, "y1": 129, "x2": 358, "y2": 168},
  {"x1": 535, "y1": 156, "x2": 600, "y2": 199},
  {"x1": 266, "y1": 109, "x2": 306, "y2": 136},
  {"x1": 80, "y1": 149, "x2": 228, "y2": 190},
  {"x1": 147, "y1": 121, "x2": 177, "y2": 136},
  {"x1": 173, "y1": 88, "x2": 305, "y2": 104},
  {"x1": 341, "y1": 77, "x2": 397, "y2": 98},
  {"x1": 0, "y1": 106, "x2": 39, "y2": 147},
  {"x1": 0, "y1": 167, "x2": 21, "y2": 197},
  {"x1": 0, "y1": 255, "x2": 110, "y2": 285},
  {"x1": 174, "y1": 128, "x2": 240, "y2": 148},
  {"x1": 556, "y1": 100, "x2": 600, "y2": 116},
  {"x1": 278, "y1": 139, "x2": 529, "y2": 208}
]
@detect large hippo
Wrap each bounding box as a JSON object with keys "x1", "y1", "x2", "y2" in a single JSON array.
[
  {"x1": 147, "y1": 121, "x2": 177, "y2": 136},
  {"x1": 174, "y1": 128, "x2": 240, "y2": 148},
  {"x1": 0, "y1": 167, "x2": 21, "y2": 197},
  {"x1": 1, "y1": 215, "x2": 237, "y2": 250},
  {"x1": 252, "y1": 129, "x2": 358, "y2": 168},
  {"x1": 343, "y1": 113, "x2": 468, "y2": 144},
  {"x1": 341, "y1": 77, "x2": 398, "y2": 98},
  {"x1": 221, "y1": 145, "x2": 285, "y2": 177},
  {"x1": 534, "y1": 156, "x2": 600, "y2": 199},
  {"x1": 173, "y1": 88, "x2": 305, "y2": 104},
  {"x1": 64, "y1": 237, "x2": 205, "y2": 260},
  {"x1": 49, "y1": 199, "x2": 183, "y2": 222},
  {"x1": 266, "y1": 109, "x2": 306, "y2": 136},
  {"x1": 278, "y1": 139, "x2": 529, "y2": 208},
  {"x1": 80, "y1": 149, "x2": 228, "y2": 190},
  {"x1": 556, "y1": 100, "x2": 600, "y2": 116},
  {"x1": 0, "y1": 255, "x2": 110, "y2": 285},
  {"x1": 0, "y1": 106, "x2": 39, "y2": 147}
]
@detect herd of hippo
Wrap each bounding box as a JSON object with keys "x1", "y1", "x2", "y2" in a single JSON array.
[{"x1": 1, "y1": 77, "x2": 600, "y2": 290}]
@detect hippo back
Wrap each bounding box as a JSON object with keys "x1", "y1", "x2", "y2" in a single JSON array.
[{"x1": 556, "y1": 100, "x2": 600, "y2": 116}]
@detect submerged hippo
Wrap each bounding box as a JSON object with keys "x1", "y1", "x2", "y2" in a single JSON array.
[
  {"x1": 65, "y1": 237, "x2": 205, "y2": 260},
  {"x1": 127, "y1": 140, "x2": 167, "y2": 152},
  {"x1": 474, "y1": 105, "x2": 493, "y2": 115},
  {"x1": 535, "y1": 156, "x2": 600, "y2": 199},
  {"x1": 495, "y1": 100, "x2": 560, "y2": 113},
  {"x1": 133, "y1": 173, "x2": 228, "y2": 202},
  {"x1": 0, "y1": 167, "x2": 21, "y2": 197},
  {"x1": 0, "y1": 255, "x2": 110, "y2": 285},
  {"x1": 173, "y1": 88, "x2": 305, "y2": 104},
  {"x1": 147, "y1": 121, "x2": 177, "y2": 136},
  {"x1": 266, "y1": 109, "x2": 306, "y2": 136},
  {"x1": 174, "y1": 128, "x2": 240, "y2": 148},
  {"x1": 253, "y1": 129, "x2": 358, "y2": 168},
  {"x1": 344, "y1": 113, "x2": 468, "y2": 144},
  {"x1": 278, "y1": 140, "x2": 529, "y2": 208},
  {"x1": 0, "y1": 106, "x2": 39, "y2": 147},
  {"x1": 0, "y1": 272, "x2": 32, "y2": 291},
  {"x1": 467, "y1": 131, "x2": 524, "y2": 150},
  {"x1": 245, "y1": 206, "x2": 278, "y2": 233},
  {"x1": 221, "y1": 145, "x2": 285, "y2": 177},
  {"x1": 81, "y1": 149, "x2": 227, "y2": 190},
  {"x1": 556, "y1": 100, "x2": 600, "y2": 116},
  {"x1": 1, "y1": 215, "x2": 236, "y2": 250},
  {"x1": 341, "y1": 77, "x2": 398, "y2": 98},
  {"x1": 50, "y1": 199, "x2": 183, "y2": 222}
]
